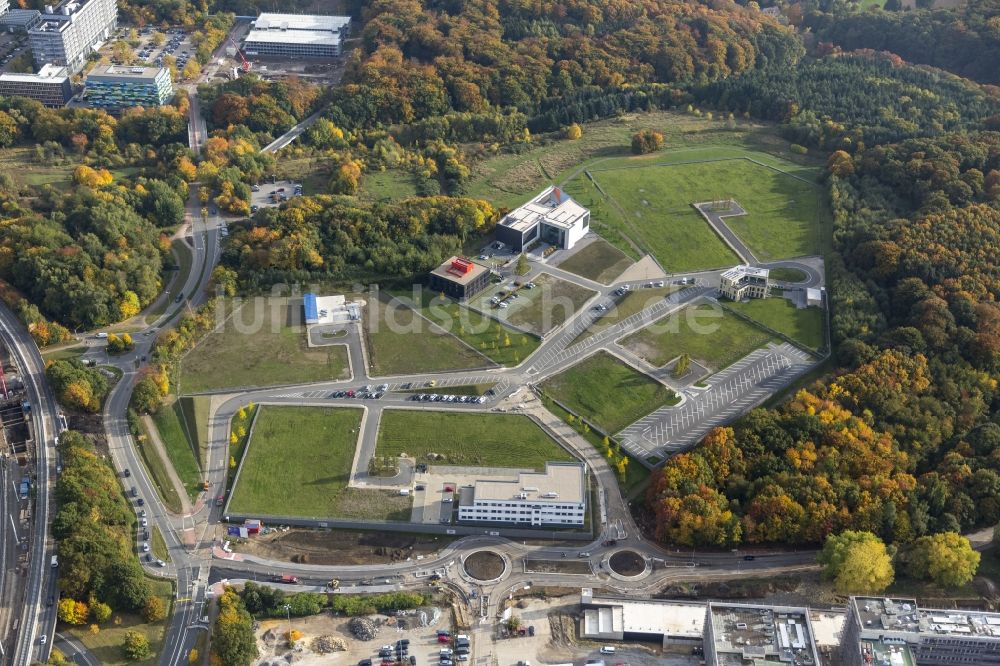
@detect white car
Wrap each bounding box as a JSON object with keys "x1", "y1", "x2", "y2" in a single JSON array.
[
  {"x1": 141, "y1": 518, "x2": 148, "y2": 527},
  {"x1": 142, "y1": 542, "x2": 150, "y2": 552},
  {"x1": 39, "y1": 635, "x2": 47, "y2": 645}
]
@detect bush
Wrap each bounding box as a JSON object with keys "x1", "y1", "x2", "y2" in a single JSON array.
[
  {"x1": 790, "y1": 143, "x2": 808, "y2": 155},
  {"x1": 329, "y1": 592, "x2": 427, "y2": 616},
  {"x1": 563, "y1": 123, "x2": 582, "y2": 140},
  {"x1": 631, "y1": 129, "x2": 664, "y2": 155}
]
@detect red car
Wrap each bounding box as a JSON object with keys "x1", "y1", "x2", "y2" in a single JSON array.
[
  {"x1": 216, "y1": 495, "x2": 225, "y2": 506},
  {"x1": 438, "y1": 636, "x2": 451, "y2": 644}
]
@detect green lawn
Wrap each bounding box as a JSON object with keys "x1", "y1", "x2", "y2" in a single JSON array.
[
  {"x1": 179, "y1": 297, "x2": 350, "y2": 393},
  {"x1": 376, "y1": 410, "x2": 574, "y2": 469},
  {"x1": 152, "y1": 526, "x2": 170, "y2": 562},
  {"x1": 178, "y1": 395, "x2": 210, "y2": 464},
  {"x1": 470, "y1": 273, "x2": 595, "y2": 336},
  {"x1": 365, "y1": 293, "x2": 493, "y2": 375},
  {"x1": 364, "y1": 168, "x2": 418, "y2": 200},
  {"x1": 573, "y1": 286, "x2": 679, "y2": 344},
  {"x1": 404, "y1": 290, "x2": 540, "y2": 366},
  {"x1": 67, "y1": 578, "x2": 174, "y2": 666},
  {"x1": 150, "y1": 398, "x2": 202, "y2": 498},
  {"x1": 621, "y1": 303, "x2": 774, "y2": 371},
  {"x1": 540, "y1": 351, "x2": 679, "y2": 434},
  {"x1": 726, "y1": 297, "x2": 826, "y2": 350},
  {"x1": 230, "y1": 406, "x2": 412, "y2": 520},
  {"x1": 555, "y1": 238, "x2": 633, "y2": 284},
  {"x1": 0, "y1": 146, "x2": 76, "y2": 190},
  {"x1": 41, "y1": 345, "x2": 87, "y2": 363},
  {"x1": 136, "y1": 419, "x2": 185, "y2": 515},
  {"x1": 768, "y1": 267, "x2": 809, "y2": 283}
]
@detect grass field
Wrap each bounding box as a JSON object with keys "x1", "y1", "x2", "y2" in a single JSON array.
[
  {"x1": 136, "y1": 419, "x2": 185, "y2": 514},
  {"x1": 573, "y1": 286, "x2": 679, "y2": 344},
  {"x1": 150, "y1": 398, "x2": 202, "y2": 498},
  {"x1": 575, "y1": 157, "x2": 822, "y2": 271},
  {"x1": 469, "y1": 273, "x2": 595, "y2": 336},
  {"x1": 178, "y1": 395, "x2": 210, "y2": 464},
  {"x1": 179, "y1": 297, "x2": 350, "y2": 393},
  {"x1": 230, "y1": 406, "x2": 412, "y2": 520},
  {"x1": 621, "y1": 304, "x2": 774, "y2": 371},
  {"x1": 541, "y1": 351, "x2": 679, "y2": 434},
  {"x1": 0, "y1": 146, "x2": 76, "y2": 189},
  {"x1": 364, "y1": 169, "x2": 418, "y2": 200},
  {"x1": 726, "y1": 297, "x2": 826, "y2": 350},
  {"x1": 152, "y1": 526, "x2": 170, "y2": 562},
  {"x1": 67, "y1": 578, "x2": 173, "y2": 666},
  {"x1": 768, "y1": 267, "x2": 808, "y2": 283},
  {"x1": 41, "y1": 345, "x2": 87, "y2": 362},
  {"x1": 403, "y1": 290, "x2": 540, "y2": 366},
  {"x1": 365, "y1": 293, "x2": 493, "y2": 375},
  {"x1": 555, "y1": 238, "x2": 633, "y2": 284},
  {"x1": 273, "y1": 156, "x2": 333, "y2": 195},
  {"x1": 376, "y1": 411, "x2": 574, "y2": 469},
  {"x1": 144, "y1": 239, "x2": 192, "y2": 322}
]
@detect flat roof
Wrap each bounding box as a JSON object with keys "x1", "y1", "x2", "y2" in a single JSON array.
[
  {"x1": 721, "y1": 264, "x2": 770, "y2": 280},
  {"x1": 709, "y1": 602, "x2": 821, "y2": 666},
  {"x1": 808, "y1": 609, "x2": 846, "y2": 648},
  {"x1": 429, "y1": 256, "x2": 489, "y2": 286},
  {"x1": 853, "y1": 597, "x2": 920, "y2": 636},
  {"x1": 585, "y1": 594, "x2": 706, "y2": 638},
  {"x1": 245, "y1": 31, "x2": 341, "y2": 47},
  {"x1": 88, "y1": 64, "x2": 168, "y2": 82},
  {"x1": 500, "y1": 186, "x2": 589, "y2": 233},
  {"x1": 253, "y1": 12, "x2": 351, "y2": 32},
  {"x1": 0, "y1": 63, "x2": 68, "y2": 82},
  {"x1": 0, "y1": 9, "x2": 41, "y2": 26},
  {"x1": 473, "y1": 462, "x2": 584, "y2": 504}
]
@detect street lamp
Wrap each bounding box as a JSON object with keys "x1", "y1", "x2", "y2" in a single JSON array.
[{"x1": 284, "y1": 603, "x2": 292, "y2": 646}]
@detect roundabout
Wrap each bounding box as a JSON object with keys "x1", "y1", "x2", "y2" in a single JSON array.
[
  {"x1": 607, "y1": 549, "x2": 650, "y2": 581},
  {"x1": 463, "y1": 550, "x2": 509, "y2": 583}
]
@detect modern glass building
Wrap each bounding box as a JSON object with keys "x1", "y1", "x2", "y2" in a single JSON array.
[{"x1": 85, "y1": 64, "x2": 173, "y2": 109}]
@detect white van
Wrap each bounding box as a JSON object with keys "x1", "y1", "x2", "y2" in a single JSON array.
[
  {"x1": 599, "y1": 647, "x2": 616, "y2": 655},
  {"x1": 95, "y1": 332, "x2": 108, "y2": 339},
  {"x1": 51, "y1": 555, "x2": 58, "y2": 567}
]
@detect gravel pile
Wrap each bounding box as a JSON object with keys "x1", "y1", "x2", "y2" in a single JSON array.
[
  {"x1": 349, "y1": 617, "x2": 379, "y2": 640},
  {"x1": 311, "y1": 635, "x2": 347, "y2": 653}
]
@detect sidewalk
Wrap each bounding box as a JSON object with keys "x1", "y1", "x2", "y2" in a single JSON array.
[{"x1": 142, "y1": 414, "x2": 194, "y2": 516}]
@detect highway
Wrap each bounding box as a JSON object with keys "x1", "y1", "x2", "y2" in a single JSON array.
[{"x1": 0, "y1": 302, "x2": 60, "y2": 665}]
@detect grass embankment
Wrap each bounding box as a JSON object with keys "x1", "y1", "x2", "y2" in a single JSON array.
[
  {"x1": 726, "y1": 297, "x2": 825, "y2": 350},
  {"x1": 376, "y1": 410, "x2": 574, "y2": 470},
  {"x1": 555, "y1": 238, "x2": 633, "y2": 284},
  {"x1": 541, "y1": 351, "x2": 678, "y2": 434},
  {"x1": 150, "y1": 398, "x2": 202, "y2": 498}
]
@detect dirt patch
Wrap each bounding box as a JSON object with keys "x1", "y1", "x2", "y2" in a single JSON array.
[
  {"x1": 524, "y1": 559, "x2": 592, "y2": 575},
  {"x1": 464, "y1": 550, "x2": 506, "y2": 581},
  {"x1": 656, "y1": 576, "x2": 804, "y2": 601},
  {"x1": 608, "y1": 550, "x2": 645, "y2": 576},
  {"x1": 233, "y1": 528, "x2": 453, "y2": 566}
]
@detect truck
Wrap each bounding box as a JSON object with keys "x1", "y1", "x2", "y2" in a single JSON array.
[{"x1": 277, "y1": 575, "x2": 300, "y2": 584}]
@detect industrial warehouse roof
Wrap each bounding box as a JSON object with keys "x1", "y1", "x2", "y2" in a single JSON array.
[
  {"x1": 245, "y1": 12, "x2": 350, "y2": 46},
  {"x1": 472, "y1": 462, "x2": 585, "y2": 504},
  {"x1": 581, "y1": 592, "x2": 707, "y2": 639}
]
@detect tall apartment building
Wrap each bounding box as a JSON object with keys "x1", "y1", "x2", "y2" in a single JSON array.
[
  {"x1": 457, "y1": 462, "x2": 587, "y2": 527},
  {"x1": 29, "y1": 0, "x2": 117, "y2": 74},
  {"x1": 0, "y1": 63, "x2": 72, "y2": 106},
  {"x1": 844, "y1": 596, "x2": 1000, "y2": 666},
  {"x1": 85, "y1": 64, "x2": 172, "y2": 108}
]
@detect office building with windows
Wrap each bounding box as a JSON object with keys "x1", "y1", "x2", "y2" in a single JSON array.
[
  {"x1": 428, "y1": 256, "x2": 491, "y2": 300},
  {"x1": 0, "y1": 63, "x2": 71, "y2": 106},
  {"x1": 495, "y1": 186, "x2": 590, "y2": 252},
  {"x1": 719, "y1": 265, "x2": 771, "y2": 300},
  {"x1": 29, "y1": 0, "x2": 117, "y2": 73},
  {"x1": 457, "y1": 462, "x2": 586, "y2": 527},
  {"x1": 85, "y1": 64, "x2": 172, "y2": 108},
  {"x1": 243, "y1": 12, "x2": 351, "y2": 58},
  {"x1": 0, "y1": 8, "x2": 41, "y2": 33}
]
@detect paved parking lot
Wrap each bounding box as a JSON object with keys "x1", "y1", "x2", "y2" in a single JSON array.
[
  {"x1": 250, "y1": 179, "x2": 303, "y2": 214},
  {"x1": 122, "y1": 26, "x2": 194, "y2": 69},
  {"x1": 616, "y1": 342, "x2": 814, "y2": 458}
]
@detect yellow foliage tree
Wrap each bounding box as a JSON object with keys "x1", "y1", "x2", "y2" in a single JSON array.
[{"x1": 73, "y1": 165, "x2": 114, "y2": 188}]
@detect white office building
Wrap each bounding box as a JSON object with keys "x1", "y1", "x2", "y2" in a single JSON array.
[
  {"x1": 29, "y1": 0, "x2": 117, "y2": 74},
  {"x1": 495, "y1": 186, "x2": 590, "y2": 252},
  {"x1": 458, "y1": 462, "x2": 586, "y2": 527},
  {"x1": 243, "y1": 13, "x2": 351, "y2": 59},
  {"x1": 719, "y1": 265, "x2": 770, "y2": 300}
]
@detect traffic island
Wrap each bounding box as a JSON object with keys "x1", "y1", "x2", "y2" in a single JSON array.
[
  {"x1": 606, "y1": 549, "x2": 651, "y2": 581},
  {"x1": 462, "y1": 550, "x2": 508, "y2": 583}
]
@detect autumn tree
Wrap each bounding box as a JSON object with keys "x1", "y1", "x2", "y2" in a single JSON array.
[
  {"x1": 91, "y1": 600, "x2": 112, "y2": 624},
  {"x1": 330, "y1": 159, "x2": 363, "y2": 195},
  {"x1": 58, "y1": 597, "x2": 89, "y2": 625},
  {"x1": 213, "y1": 587, "x2": 258, "y2": 666},
  {"x1": 564, "y1": 123, "x2": 582, "y2": 140},
  {"x1": 142, "y1": 595, "x2": 167, "y2": 622},
  {"x1": 818, "y1": 531, "x2": 894, "y2": 594},
  {"x1": 631, "y1": 130, "x2": 664, "y2": 155},
  {"x1": 122, "y1": 630, "x2": 151, "y2": 660},
  {"x1": 904, "y1": 532, "x2": 980, "y2": 588}
]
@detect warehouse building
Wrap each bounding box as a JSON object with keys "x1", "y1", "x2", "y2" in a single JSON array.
[
  {"x1": 719, "y1": 265, "x2": 770, "y2": 300},
  {"x1": 458, "y1": 462, "x2": 586, "y2": 527},
  {"x1": 428, "y1": 256, "x2": 490, "y2": 300},
  {"x1": 580, "y1": 590, "x2": 706, "y2": 648},
  {"x1": 29, "y1": 0, "x2": 117, "y2": 73},
  {"x1": 243, "y1": 12, "x2": 351, "y2": 59},
  {"x1": 85, "y1": 64, "x2": 173, "y2": 109},
  {"x1": 495, "y1": 186, "x2": 590, "y2": 252},
  {"x1": 0, "y1": 63, "x2": 71, "y2": 106},
  {"x1": 302, "y1": 293, "x2": 360, "y2": 326}
]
